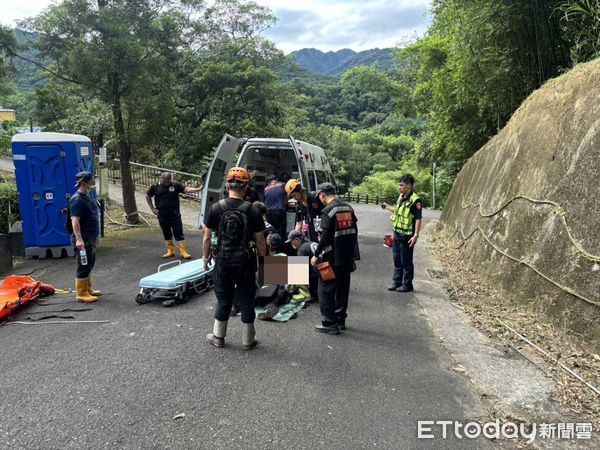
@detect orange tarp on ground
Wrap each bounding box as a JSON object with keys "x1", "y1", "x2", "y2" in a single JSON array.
[{"x1": 0, "y1": 275, "x2": 55, "y2": 320}]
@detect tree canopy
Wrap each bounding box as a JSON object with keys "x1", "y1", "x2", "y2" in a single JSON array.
[{"x1": 1, "y1": 0, "x2": 599, "y2": 210}]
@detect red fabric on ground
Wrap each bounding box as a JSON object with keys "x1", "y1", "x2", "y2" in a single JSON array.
[{"x1": 0, "y1": 275, "x2": 55, "y2": 320}]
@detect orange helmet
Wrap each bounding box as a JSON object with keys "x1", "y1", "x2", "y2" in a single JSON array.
[
  {"x1": 227, "y1": 167, "x2": 249, "y2": 183},
  {"x1": 285, "y1": 178, "x2": 302, "y2": 194}
]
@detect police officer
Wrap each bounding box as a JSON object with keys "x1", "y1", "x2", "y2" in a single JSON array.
[
  {"x1": 70, "y1": 171, "x2": 101, "y2": 303},
  {"x1": 310, "y1": 182, "x2": 359, "y2": 334},
  {"x1": 380, "y1": 173, "x2": 422, "y2": 292},
  {"x1": 285, "y1": 178, "x2": 324, "y2": 242},
  {"x1": 203, "y1": 167, "x2": 266, "y2": 350},
  {"x1": 146, "y1": 172, "x2": 202, "y2": 259}
]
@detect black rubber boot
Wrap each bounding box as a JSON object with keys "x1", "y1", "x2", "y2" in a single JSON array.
[{"x1": 396, "y1": 284, "x2": 414, "y2": 292}]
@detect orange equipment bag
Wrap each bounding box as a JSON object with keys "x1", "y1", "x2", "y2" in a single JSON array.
[
  {"x1": 0, "y1": 275, "x2": 55, "y2": 320},
  {"x1": 316, "y1": 262, "x2": 336, "y2": 281}
]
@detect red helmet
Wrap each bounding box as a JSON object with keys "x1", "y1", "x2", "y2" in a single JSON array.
[{"x1": 227, "y1": 167, "x2": 249, "y2": 183}]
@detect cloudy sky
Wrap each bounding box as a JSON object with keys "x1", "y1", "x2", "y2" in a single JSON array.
[{"x1": 0, "y1": 0, "x2": 432, "y2": 53}]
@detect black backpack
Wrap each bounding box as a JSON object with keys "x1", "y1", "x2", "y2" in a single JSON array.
[
  {"x1": 216, "y1": 199, "x2": 252, "y2": 269},
  {"x1": 63, "y1": 193, "x2": 94, "y2": 235},
  {"x1": 63, "y1": 204, "x2": 74, "y2": 235}
]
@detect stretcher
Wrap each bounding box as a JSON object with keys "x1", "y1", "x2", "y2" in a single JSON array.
[{"x1": 136, "y1": 260, "x2": 214, "y2": 305}]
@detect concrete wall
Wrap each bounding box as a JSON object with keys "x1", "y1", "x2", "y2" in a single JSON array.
[{"x1": 441, "y1": 58, "x2": 600, "y2": 348}]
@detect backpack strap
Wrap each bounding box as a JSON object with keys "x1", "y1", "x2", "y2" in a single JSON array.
[
  {"x1": 218, "y1": 198, "x2": 251, "y2": 215},
  {"x1": 238, "y1": 201, "x2": 251, "y2": 215}
]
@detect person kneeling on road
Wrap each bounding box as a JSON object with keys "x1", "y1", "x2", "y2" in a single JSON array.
[
  {"x1": 310, "y1": 183, "x2": 359, "y2": 334},
  {"x1": 202, "y1": 167, "x2": 266, "y2": 350},
  {"x1": 287, "y1": 230, "x2": 318, "y2": 303}
]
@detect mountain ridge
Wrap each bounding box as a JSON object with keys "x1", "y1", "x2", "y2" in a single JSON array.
[{"x1": 289, "y1": 47, "x2": 395, "y2": 77}]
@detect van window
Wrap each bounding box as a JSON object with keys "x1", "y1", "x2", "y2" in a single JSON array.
[
  {"x1": 308, "y1": 170, "x2": 317, "y2": 191},
  {"x1": 315, "y1": 170, "x2": 327, "y2": 185}
]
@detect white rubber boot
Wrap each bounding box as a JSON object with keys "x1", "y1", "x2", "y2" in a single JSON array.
[
  {"x1": 206, "y1": 319, "x2": 227, "y2": 348},
  {"x1": 242, "y1": 322, "x2": 258, "y2": 350}
]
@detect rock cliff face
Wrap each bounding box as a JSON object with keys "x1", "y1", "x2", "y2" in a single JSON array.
[{"x1": 441, "y1": 58, "x2": 600, "y2": 348}]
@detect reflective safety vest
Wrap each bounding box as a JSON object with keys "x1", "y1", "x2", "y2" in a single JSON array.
[{"x1": 391, "y1": 192, "x2": 419, "y2": 236}]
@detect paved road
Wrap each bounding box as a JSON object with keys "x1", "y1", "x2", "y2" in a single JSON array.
[{"x1": 0, "y1": 197, "x2": 490, "y2": 449}]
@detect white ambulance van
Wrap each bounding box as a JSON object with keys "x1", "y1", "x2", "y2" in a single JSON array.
[{"x1": 199, "y1": 134, "x2": 336, "y2": 230}]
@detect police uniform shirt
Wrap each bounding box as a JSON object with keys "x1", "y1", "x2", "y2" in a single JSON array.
[
  {"x1": 204, "y1": 198, "x2": 266, "y2": 236},
  {"x1": 70, "y1": 192, "x2": 99, "y2": 243},
  {"x1": 397, "y1": 191, "x2": 423, "y2": 235},
  {"x1": 147, "y1": 182, "x2": 185, "y2": 215}
]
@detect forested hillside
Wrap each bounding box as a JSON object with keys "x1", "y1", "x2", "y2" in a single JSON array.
[
  {"x1": 290, "y1": 48, "x2": 395, "y2": 77},
  {"x1": 1, "y1": 0, "x2": 599, "y2": 222}
]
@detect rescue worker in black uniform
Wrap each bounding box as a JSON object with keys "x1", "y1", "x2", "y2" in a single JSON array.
[
  {"x1": 146, "y1": 172, "x2": 202, "y2": 259},
  {"x1": 310, "y1": 182, "x2": 359, "y2": 334},
  {"x1": 380, "y1": 173, "x2": 422, "y2": 292},
  {"x1": 285, "y1": 178, "x2": 324, "y2": 242},
  {"x1": 203, "y1": 167, "x2": 267, "y2": 350}
]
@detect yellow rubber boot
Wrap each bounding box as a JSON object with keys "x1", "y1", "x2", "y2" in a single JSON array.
[
  {"x1": 163, "y1": 241, "x2": 175, "y2": 258},
  {"x1": 178, "y1": 241, "x2": 191, "y2": 259},
  {"x1": 292, "y1": 285, "x2": 311, "y2": 302},
  {"x1": 88, "y1": 276, "x2": 102, "y2": 297},
  {"x1": 77, "y1": 279, "x2": 98, "y2": 303}
]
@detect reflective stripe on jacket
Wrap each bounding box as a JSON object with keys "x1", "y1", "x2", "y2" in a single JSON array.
[{"x1": 391, "y1": 192, "x2": 419, "y2": 236}]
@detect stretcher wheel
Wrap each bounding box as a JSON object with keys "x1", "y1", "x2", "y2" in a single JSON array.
[{"x1": 135, "y1": 293, "x2": 152, "y2": 304}]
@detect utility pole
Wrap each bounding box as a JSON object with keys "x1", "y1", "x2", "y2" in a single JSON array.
[{"x1": 432, "y1": 161, "x2": 437, "y2": 210}]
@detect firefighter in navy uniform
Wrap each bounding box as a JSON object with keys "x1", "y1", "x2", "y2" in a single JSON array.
[
  {"x1": 380, "y1": 173, "x2": 422, "y2": 292},
  {"x1": 310, "y1": 182, "x2": 359, "y2": 334},
  {"x1": 285, "y1": 178, "x2": 324, "y2": 242},
  {"x1": 146, "y1": 172, "x2": 202, "y2": 259}
]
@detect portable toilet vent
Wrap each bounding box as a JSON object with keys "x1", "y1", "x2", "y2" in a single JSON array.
[{"x1": 11, "y1": 132, "x2": 96, "y2": 258}]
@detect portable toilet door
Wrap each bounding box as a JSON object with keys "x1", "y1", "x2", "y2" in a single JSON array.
[{"x1": 11, "y1": 132, "x2": 93, "y2": 258}]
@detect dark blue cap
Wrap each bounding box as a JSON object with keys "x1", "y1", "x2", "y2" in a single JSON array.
[{"x1": 75, "y1": 171, "x2": 93, "y2": 186}]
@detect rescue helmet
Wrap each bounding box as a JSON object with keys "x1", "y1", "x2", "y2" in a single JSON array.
[
  {"x1": 285, "y1": 178, "x2": 302, "y2": 194},
  {"x1": 227, "y1": 167, "x2": 249, "y2": 184}
]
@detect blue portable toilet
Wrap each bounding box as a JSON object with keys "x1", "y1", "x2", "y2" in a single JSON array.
[{"x1": 11, "y1": 132, "x2": 97, "y2": 258}]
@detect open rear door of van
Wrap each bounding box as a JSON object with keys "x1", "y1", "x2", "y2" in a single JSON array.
[
  {"x1": 199, "y1": 134, "x2": 241, "y2": 227},
  {"x1": 288, "y1": 136, "x2": 310, "y2": 189}
]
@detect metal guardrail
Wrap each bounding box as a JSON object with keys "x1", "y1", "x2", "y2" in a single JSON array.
[
  {"x1": 106, "y1": 159, "x2": 399, "y2": 206},
  {"x1": 340, "y1": 192, "x2": 397, "y2": 206},
  {"x1": 107, "y1": 160, "x2": 204, "y2": 202}
]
